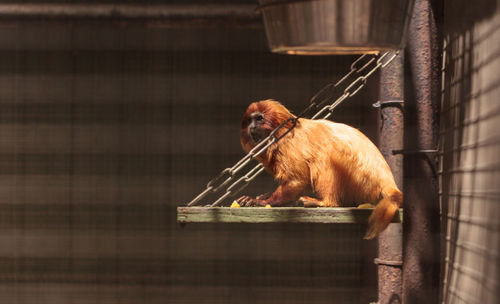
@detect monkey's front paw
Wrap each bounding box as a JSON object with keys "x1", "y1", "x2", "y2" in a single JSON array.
[{"x1": 235, "y1": 195, "x2": 266, "y2": 207}]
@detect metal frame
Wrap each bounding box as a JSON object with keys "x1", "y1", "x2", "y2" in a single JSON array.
[
  {"x1": 403, "y1": 0, "x2": 442, "y2": 302},
  {"x1": 377, "y1": 51, "x2": 405, "y2": 304},
  {"x1": 0, "y1": 3, "x2": 261, "y2": 27}
]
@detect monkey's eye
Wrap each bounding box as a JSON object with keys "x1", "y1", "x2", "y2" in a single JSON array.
[{"x1": 256, "y1": 115, "x2": 264, "y2": 121}]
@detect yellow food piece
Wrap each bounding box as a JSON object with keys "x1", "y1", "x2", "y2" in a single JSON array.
[
  {"x1": 357, "y1": 203, "x2": 375, "y2": 209},
  {"x1": 230, "y1": 201, "x2": 241, "y2": 208},
  {"x1": 265, "y1": 204, "x2": 272, "y2": 208}
]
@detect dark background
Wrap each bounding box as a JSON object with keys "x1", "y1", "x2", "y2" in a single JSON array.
[{"x1": 0, "y1": 1, "x2": 383, "y2": 303}]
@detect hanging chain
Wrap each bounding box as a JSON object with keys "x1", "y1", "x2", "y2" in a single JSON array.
[{"x1": 187, "y1": 51, "x2": 400, "y2": 207}]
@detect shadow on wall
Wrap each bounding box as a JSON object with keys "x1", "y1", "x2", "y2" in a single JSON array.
[{"x1": 440, "y1": 0, "x2": 499, "y2": 303}]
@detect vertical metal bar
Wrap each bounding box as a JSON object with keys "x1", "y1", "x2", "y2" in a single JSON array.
[
  {"x1": 403, "y1": 0, "x2": 441, "y2": 303},
  {"x1": 377, "y1": 52, "x2": 404, "y2": 304}
]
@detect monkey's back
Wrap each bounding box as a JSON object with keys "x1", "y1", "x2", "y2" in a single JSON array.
[{"x1": 271, "y1": 118, "x2": 399, "y2": 206}]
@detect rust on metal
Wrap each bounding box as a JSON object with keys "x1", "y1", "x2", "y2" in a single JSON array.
[
  {"x1": 377, "y1": 50, "x2": 404, "y2": 304},
  {"x1": 403, "y1": 0, "x2": 441, "y2": 303}
]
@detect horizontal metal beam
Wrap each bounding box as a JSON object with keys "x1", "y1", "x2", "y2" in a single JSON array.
[{"x1": 0, "y1": 4, "x2": 261, "y2": 27}]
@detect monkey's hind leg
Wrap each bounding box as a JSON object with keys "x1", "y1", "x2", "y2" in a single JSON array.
[
  {"x1": 357, "y1": 203, "x2": 376, "y2": 209},
  {"x1": 298, "y1": 196, "x2": 341, "y2": 208},
  {"x1": 298, "y1": 196, "x2": 322, "y2": 208}
]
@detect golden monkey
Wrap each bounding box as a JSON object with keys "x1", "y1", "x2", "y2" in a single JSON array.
[{"x1": 237, "y1": 99, "x2": 402, "y2": 239}]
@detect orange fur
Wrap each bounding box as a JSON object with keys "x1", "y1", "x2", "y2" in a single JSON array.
[{"x1": 238, "y1": 100, "x2": 402, "y2": 239}]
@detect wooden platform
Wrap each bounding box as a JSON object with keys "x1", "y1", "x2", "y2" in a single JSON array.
[{"x1": 177, "y1": 207, "x2": 403, "y2": 224}]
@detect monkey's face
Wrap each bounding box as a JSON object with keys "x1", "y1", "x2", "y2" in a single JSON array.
[
  {"x1": 243, "y1": 111, "x2": 270, "y2": 145},
  {"x1": 241, "y1": 100, "x2": 294, "y2": 153}
]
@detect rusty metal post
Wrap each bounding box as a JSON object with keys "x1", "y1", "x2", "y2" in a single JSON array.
[
  {"x1": 403, "y1": 0, "x2": 441, "y2": 303},
  {"x1": 376, "y1": 52, "x2": 404, "y2": 304}
]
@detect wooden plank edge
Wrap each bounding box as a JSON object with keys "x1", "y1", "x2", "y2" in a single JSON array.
[{"x1": 177, "y1": 207, "x2": 403, "y2": 224}]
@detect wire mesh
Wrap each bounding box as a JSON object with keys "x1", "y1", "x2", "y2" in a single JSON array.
[{"x1": 439, "y1": 4, "x2": 500, "y2": 303}]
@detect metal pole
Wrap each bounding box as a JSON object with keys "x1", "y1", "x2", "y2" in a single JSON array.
[
  {"x1": 377, "y1": 52, "x2": 404, "y2": 304},
  {"x1": 0, "y1": 4, "x2": 260, "y2": 27},
  {"x1": 403, "y1": 0, "x2": 441, "y2": 303}
]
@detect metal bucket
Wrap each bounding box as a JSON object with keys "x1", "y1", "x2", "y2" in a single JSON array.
[{"x1": 258, "y1": 0, "x2": 415, "y2": 55}]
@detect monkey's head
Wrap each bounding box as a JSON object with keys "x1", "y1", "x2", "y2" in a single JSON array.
[{"x1": 240, "y1": 99, "x2": 295, "y2": 153}]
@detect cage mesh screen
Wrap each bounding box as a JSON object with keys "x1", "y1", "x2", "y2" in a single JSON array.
[
  {"x1": 0, "y1": 16, "x2": 379, "y2": 304},
  {"x1": 440, "y1": 2, "x2": 500, "y2": 303}
]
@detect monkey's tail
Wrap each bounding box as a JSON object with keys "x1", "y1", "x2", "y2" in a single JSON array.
[{"x1": 364, "y1": 188, "x2": 402, "y2": 240}]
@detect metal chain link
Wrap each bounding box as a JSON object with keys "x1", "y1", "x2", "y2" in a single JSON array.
[{"x1": 187, "y1": 51, "x2": 400, "y2": 207}]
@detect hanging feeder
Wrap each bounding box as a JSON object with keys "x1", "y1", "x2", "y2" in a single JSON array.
[{"x1": 257, "y1": 0, "x2": 415, "y2": 55}]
